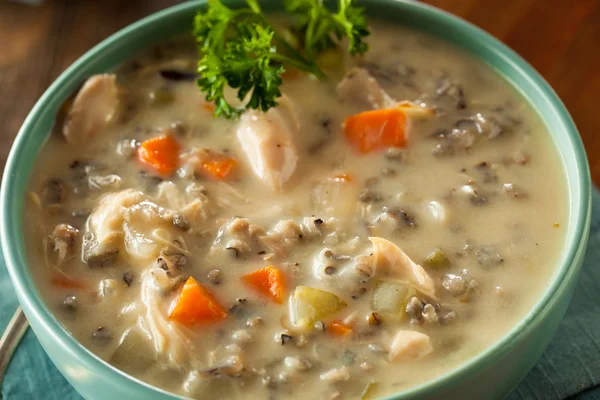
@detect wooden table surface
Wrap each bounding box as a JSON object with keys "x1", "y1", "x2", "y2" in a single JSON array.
[{"x1": 1, "y1": 0, "x2": 599, "y2": 180}]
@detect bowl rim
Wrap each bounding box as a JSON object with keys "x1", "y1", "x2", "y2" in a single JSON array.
[{"x1": 0, "y1": 0, "x2": 592, "y2": 399}]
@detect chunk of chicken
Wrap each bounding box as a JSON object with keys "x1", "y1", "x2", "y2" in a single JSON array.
[
  {"x1": 63, "y1": 74, "x2": 121, "y2": 144},
  {"x1": 47, "y1": 223, "x2": 79, "y2": 266},
  {"x1": 85, "y1": 189, "x2": 182, "y2": 266},
  {"x1": 135, "y1": 269, "x2": 196, "y2": 367},
  {"x1": 87, "y1": 190, "x2": 143, "y2": 244},
  {"x1": 369, "y1": 237, "x2": 436, "y2": 296},
  {"x1": 388, "y1": 330, "x2": 433, "y2": 361},
  {"x1": 156, "y1": 181, "x2": 210, "y2": 227},
  {"x1": 236, "y1": 96, "x2": 299, "y2": 191},
  {"x1": 336, "y1": 67, "x2": 395, "y2": 109},
  {"x1": 84, "y1": 190, "x2": 143, "y2": 266}
]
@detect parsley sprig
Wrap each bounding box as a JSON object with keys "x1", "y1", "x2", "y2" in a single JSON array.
[{"x1": 194, "y1": 0, "x2": 370, "y2": 119}]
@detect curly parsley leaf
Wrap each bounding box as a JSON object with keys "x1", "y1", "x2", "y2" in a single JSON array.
[
  {"x1": 284, "y1": 0, "x2": 370, "y2": 57},
  {"x1": 334, "y1": 0, "x2": 370, "y2": 55},
  {"x1": 193, "y1": 0, "x2": 234, "y2": 52},
  {"x1": 194, "y1": 0, "x2": 370, "y2": 119},
  {"x1": 198, "y1": 24, "x2": 284, "y2": 119}
]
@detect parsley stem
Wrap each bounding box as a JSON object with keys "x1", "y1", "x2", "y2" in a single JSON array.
[
  {"x1": 270, "y1": 54, "x2": 327, "y2": 80},
  {"x1": 272, "y1": 31, "x2": 312, "y2": 66}
]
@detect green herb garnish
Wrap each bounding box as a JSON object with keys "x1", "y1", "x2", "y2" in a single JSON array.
[{"x1": 194, "y1": 0, "x2": 370, "y2": 119}]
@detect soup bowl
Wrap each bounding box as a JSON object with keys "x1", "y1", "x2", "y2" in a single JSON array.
[{"x1": 0, "y1": 1, "x2": 591, "y2": 399}]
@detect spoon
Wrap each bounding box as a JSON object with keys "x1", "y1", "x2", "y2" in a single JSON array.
[{"x1": 0, "y1": 307, "x2": 29, "y2": 387}]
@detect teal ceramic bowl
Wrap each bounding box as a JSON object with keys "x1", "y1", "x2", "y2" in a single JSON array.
[{"x1": 0, "y1": 1, "x2": 591, "y2": 399}]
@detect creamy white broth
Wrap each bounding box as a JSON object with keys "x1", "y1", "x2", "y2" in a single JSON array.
[{"x1": 25, "y1": 22, "x2": 567, "y2": 399}]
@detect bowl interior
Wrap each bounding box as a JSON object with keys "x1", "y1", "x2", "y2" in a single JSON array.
[{"x1": 0, "y1": 1, "x2": 591, "y2": 399}]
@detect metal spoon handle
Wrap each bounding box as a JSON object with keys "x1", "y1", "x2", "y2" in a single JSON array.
[{"x1": 0, "y1": 307, "x2": 29, "y2": 386}]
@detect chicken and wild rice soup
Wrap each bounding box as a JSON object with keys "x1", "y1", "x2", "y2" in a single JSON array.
[{"x1": 25, "y1": 3, "x2": 567, "y2": 399}]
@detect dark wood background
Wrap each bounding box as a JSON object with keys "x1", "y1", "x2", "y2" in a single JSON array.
[{"x1": 1, "y1": 0, "x2": 599, "y2": 180}]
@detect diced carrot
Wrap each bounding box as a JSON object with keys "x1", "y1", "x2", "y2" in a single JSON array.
[
  {"x1": 201, "y1": 102, "x2": 216, "y2": 113},
  {"x1": 198, "y1": 151, "x2": 237, "y2": 180},
  {"x1": 242, "y1": 266, "x2": 285, "y2": 304},
  {"x1": 169, "y1": 277, "x2": 227, "y2": 326},
  {"x1": 327, "y1": 320, "x2": 353, "y2": 336},
  {"x1": 331, "y1": 173, "x2": 353, "y2": 183},
  {"x1": 51, "y1": 275, "x2": 86, "y2": 290},
  {"x1": 343, "y1": 108, "x2": 407, "y2": 153},
  {"x1": 137, "y1": 135, "x2": 180, "y2": 175}
]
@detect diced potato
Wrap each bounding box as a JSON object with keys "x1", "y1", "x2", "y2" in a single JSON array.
[
  {"x1": 425, "y1": 248, "x2": 449, "y2": 268},
  {"x1": 289, "y1": 286, "x2": 347, "y2": 329},
  {"x1": 371, "y1": 280, "x2": 416, "y2": 317},
  {"x1": 388, "y1": 330, "x2": 432, "y2": 361},
  {"x1": 310, "y1": 178, "x2": 359, "y2": 222}
]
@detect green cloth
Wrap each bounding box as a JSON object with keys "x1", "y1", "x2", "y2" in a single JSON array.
[{"x1": 3, "y1": 190, "x2": 600, "y2": 400}]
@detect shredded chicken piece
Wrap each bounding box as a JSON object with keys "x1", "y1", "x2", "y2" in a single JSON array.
[
  {"x1": 84, "y1": 190, "x2": 144, "y2": 265},
  {"x1": 85, "y1": 189, "x2": 195, "y2": 266},
  {"x1": 87, "y1": 190, "x2": 143, "y2": 245},
  {"x1": 136, "y1": 269, "x2": 195, "y2": 367},
  {"x1": 63, "y1": 74, "x2": 122, "y2": 144},
  {"x1": 47, "y1": 223, "x2": 79, "y2": 266},
  {"x1": 236, "y1": 96, "x2": 299, "y2": 190},
  {"x1": 388, "y1": 330, "x2": 433, "y2": 361},
  {"x1": 336, "y1": 67, "x2": 395, "y2": 109},
  {"x1": 320, "y1": 366, "x2": 350, "y2": 383},
  {"x1": 88, "y1": 174, "x2": 122, "y2": 191},
  {"x1": 156, "y1": 181, "x2": 210, "y2": 226},
  {"x1": 369, "y1": 237, "x2": 436, "y2": 296}
]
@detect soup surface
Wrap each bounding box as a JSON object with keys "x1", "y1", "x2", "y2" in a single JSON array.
[{"x1": 25, "y1": 21, "x2": 567, "y2": 399}]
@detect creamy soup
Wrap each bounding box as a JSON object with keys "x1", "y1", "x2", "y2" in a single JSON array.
[{"x1": 25, "y1": 21, "x2": 567, "y2": 400}]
